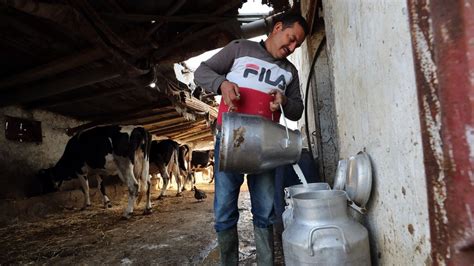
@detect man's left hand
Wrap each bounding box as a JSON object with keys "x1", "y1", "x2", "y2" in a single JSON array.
[{"x1": 269, "y1": 89, "x2": 287, "y2": 112}]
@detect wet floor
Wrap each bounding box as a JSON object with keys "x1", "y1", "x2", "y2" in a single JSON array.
[{"x1": 202, "y1": 187, "x2": 285, "y2": 265}]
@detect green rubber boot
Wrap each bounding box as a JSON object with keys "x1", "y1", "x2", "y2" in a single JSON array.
[
  {"x1": 254, "y1": 225, "x2": 274, "y2": 266},
  {"x1": 217, "y1": 226, "x2": 239, "y2": 266}
]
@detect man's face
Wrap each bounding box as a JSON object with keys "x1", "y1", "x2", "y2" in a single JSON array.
[{"x1": 268, "y1": 22, "x2": 306, "y2": 59}]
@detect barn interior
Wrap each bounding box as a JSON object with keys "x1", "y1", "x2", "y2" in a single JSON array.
[
  {"x1": 0, "y1": 0, "x2": 309, "y2": 264},
  {"x1": 0, "y1": 0, "x2": 299, "y2": 197},
  {"x1": 0, "y1": 0, "x2": 258, "y2": 143},
  {"x1": 2, "y1": 0, "x2": 472, "y2": 264}
]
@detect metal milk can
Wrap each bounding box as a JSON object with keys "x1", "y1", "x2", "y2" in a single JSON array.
[
  {"x1": 282, "y1": 183, "x2": 330, "y2": 228},
  {"x1": 282, "y1": 152, "x2": 373, "y2": 265},
  {"x1": 282, "y1": 190, "x2": 371, "y2": 265},
  {"x1": 219, "y1": 112, "x2": 302, "y2": 173}
]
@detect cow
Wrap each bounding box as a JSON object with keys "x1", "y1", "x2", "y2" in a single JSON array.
[
  {"x1": 37, "y1": 125, "x2": 152, "y2": 219},
  {"x1": 149, "y1": 139, "x2": 184, "y2": 199},
  {"x1": 178, "y1": 144, "x2": 194, "y2": 190},
  {"x1": 190, "y1": 150, "x2": 215, "y2": 184}
]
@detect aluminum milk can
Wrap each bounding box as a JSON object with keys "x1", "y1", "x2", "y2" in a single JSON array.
[
  {"x1": 282, "y1": 190, "x2": 371, "y2": 265},
  {"x1": 219, "y1": 112, "x2": 302, "y2": 173},
  {"x1": 282, "y1": 183, "x2": 330, "y2": 228}
]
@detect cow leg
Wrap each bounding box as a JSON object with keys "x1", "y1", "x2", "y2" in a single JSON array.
[
  {"x1": 174, "y1": 168, "x2": 183, "y2": 197},
  {"x1": 140, "y1": 156, "x2": 152, "y2": 215},
  {"x1": 114, "y1": 157, "x2": 139, "y2": 219},
  {"x1": 209, "y1": 164, "x2": 215, "y2": 183},
  {"x1": 181, "y1": 169, "x2": 191, "y2": 191},
  {"x1": 97, "y1": 176, "x2": 112, "y2": 208},
  {"x1": 186, "y1": 171, "x2": 193, "y2": 190},
  {"x1": 124, "y1": 172, "x2": 139, "y2": 219},
  {"x1": 157, "y1": 163, "x2": 170, "y2": 200},
  {"x1": 143, "y1": 178, "x2": 152, "y2": 214},
  {"x1": 180, "y1": 169, "x2": 187, "y2": 191},
  {"x1": 191, "y1": 171, "x2": 196, "y2": 190},
  {"x1": 175, "y1": 173, "x2": 183, "y2": 197},
  {"x1": 78, "y1": 175, "x2": 91, "y2": 209},
  {"x1": 125, "y1": 180, "x2": 139, "y2": 219},
  {"x1": 171, "y1": 152, "x2": 183, "y2": 197},
  {"x1": 151, "y1": 173, "x2": 161, "y2": 190}
]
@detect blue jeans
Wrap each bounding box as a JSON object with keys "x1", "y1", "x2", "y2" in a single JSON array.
[{"x1": 214, "y1": 132, "x2": 276, "y2": 232}]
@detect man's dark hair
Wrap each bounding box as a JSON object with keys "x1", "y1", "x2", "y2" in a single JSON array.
[{"x1": 272, "y1": 13, "x2": 310, "y2": 36}]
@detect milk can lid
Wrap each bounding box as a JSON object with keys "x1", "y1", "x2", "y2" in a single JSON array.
[{"x1": 333, "y1": 151, "x2": 373, "y2": 211}]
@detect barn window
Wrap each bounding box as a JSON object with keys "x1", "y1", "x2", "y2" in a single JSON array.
[{"x1": 5, "y1": 116, "x2": 42, "y2": 143}]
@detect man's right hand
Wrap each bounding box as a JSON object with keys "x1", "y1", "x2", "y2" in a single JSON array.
[{"x1": 220, "y1": 80, "x2": 240, "y2": 111}]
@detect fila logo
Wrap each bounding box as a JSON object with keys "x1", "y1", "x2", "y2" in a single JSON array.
[{"x1": 243, "y1": 64, "x2": 286, "y2": 89}]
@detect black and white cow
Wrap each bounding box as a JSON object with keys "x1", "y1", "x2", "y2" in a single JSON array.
[
  {"x1": 149, "y1": 139, "x2": 184, "y2": 199},
  {"x1": 37, "y1": 125, "x2": 152, "y2": 219},
  {"x1": 178, "y1": 144, "x2": 194, "y2": 190},
  {"x1": 190, "y1": 150, "x2": 215, "y2": 183}
]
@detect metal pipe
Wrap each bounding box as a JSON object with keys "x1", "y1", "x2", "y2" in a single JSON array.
[
  {"x1": 239, "y1": 11, "x2": 290, "y2": 39},
  {"x1": 240, "y1": 15, "x2": 274, "y2": 39}
]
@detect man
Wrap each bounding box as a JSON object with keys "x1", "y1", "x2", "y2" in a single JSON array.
[{"x1": 194, "y1": 13, "x2": 308, "y2": 265}]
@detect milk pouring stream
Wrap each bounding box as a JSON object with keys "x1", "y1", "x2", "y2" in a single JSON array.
[{"x1": 292, "y1": 164, "x2": 309, "y2": 187}]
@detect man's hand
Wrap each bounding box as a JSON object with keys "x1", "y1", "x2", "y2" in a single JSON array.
[
  {"x1": 220, "y1": 81, "x2": 240, "y2": 111},
  {"x1": 269, "y1": 89, "x2": 287, "y2": 112}
]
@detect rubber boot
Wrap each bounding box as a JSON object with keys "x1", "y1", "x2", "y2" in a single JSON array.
[
  {"x1": 254, "y1": 225, "x2": 274, "y2": 266},
  {"x1": 217, "y1": 226, "x2": 239, "y2": 266}
]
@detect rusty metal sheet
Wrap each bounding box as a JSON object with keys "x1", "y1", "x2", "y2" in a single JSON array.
[{"x1": 407, "y1": 0, "x2": 474, "y2": 264}]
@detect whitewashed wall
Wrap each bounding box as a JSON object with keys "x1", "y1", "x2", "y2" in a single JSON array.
[
  {"x1": 0, "y1": 106, "x2": 83, "y2": 198},
  {"x1": 290, "y1": 0, "x2": 432, "y2": 264}
]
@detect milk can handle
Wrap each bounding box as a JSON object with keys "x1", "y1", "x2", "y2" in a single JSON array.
[
  {"x1": 277, "y1": 103, "x2": 290, "y2": 148},
  {"x1": 307, "y1": 225, "x2": 350, "y2": 256},
  {"x1": 344, "y1": 192, "x2": 368, "y2": 214},
  {"x1": 283, "y1": 188, "x2": 292, "y2": 207},
  {"x1": 284, "y1": 187, "x2": 290, "y2": 199}
]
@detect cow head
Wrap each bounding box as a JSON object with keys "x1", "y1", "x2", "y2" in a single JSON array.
[{"x1": 36, "y1": 168, "x2": 63, "y2": 194}]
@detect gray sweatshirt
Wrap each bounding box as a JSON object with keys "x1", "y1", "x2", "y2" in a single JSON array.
[{"x1": 194, "y1": 39, "x2": 304, "y2": 125}]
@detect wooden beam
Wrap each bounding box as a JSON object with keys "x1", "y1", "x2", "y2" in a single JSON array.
[
  {"x1": 0, "y1": 67, "x2": 120, "y2": 107},
  {"x1": 169, "y1": 124, "x2": 210, "y2": 139},
  {"x1": 149, "y1": 126, "x2": 210, "y2": 138},
  {"x1": 179, "y1": 132, "x2": 214, "y2": 143},
  {"x1": 151, "y1": 0, "x2": 243, "y2": 62},
  {"x1": 0, "y1": 48, "x2": 106, "y2": 91},
  {"x1": 144, "y1": 117, "x2": 189, "y2": 130},
  {"x1": 26, "y1": 84, "x2": 136, "y2": 109},
  {"x1": 167, "y1": 82, "x2": 218, "y2": 118},
  {"x1": 184, "y1": 96, "x2": 218, "y2": 118},
  {"x1": 169, "y1": 130, "x2": 210, "y2": 141},
  {"x1": 101, "y1": 13, "x2": 226, "y2": 23},
  {"x1": 147, "y1": 120, "x2": 199, "y2": 133},
  {"x1": 101, "y1": 13, "x2": 264, "y2": 23},
  {"x1": 82, "y1": 104, "x2": 173, "y2": 121},
  {"x1": 120, "y1": 111, "x2": 180, "y2": 125},
  {"x1": 148, "y1": 120, "x2": 207, "y2": 135},
  {"x1": 67, "y1": 103, "x2": 170, "y2": 135}
]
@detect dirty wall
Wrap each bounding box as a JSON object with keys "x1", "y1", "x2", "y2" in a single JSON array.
[
  {"x1": 291, "y1": 0, "x2": 432, "y2": 264},
  {"x1": 0, "y1": 106, "x2": 83, "y2": 199}
]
